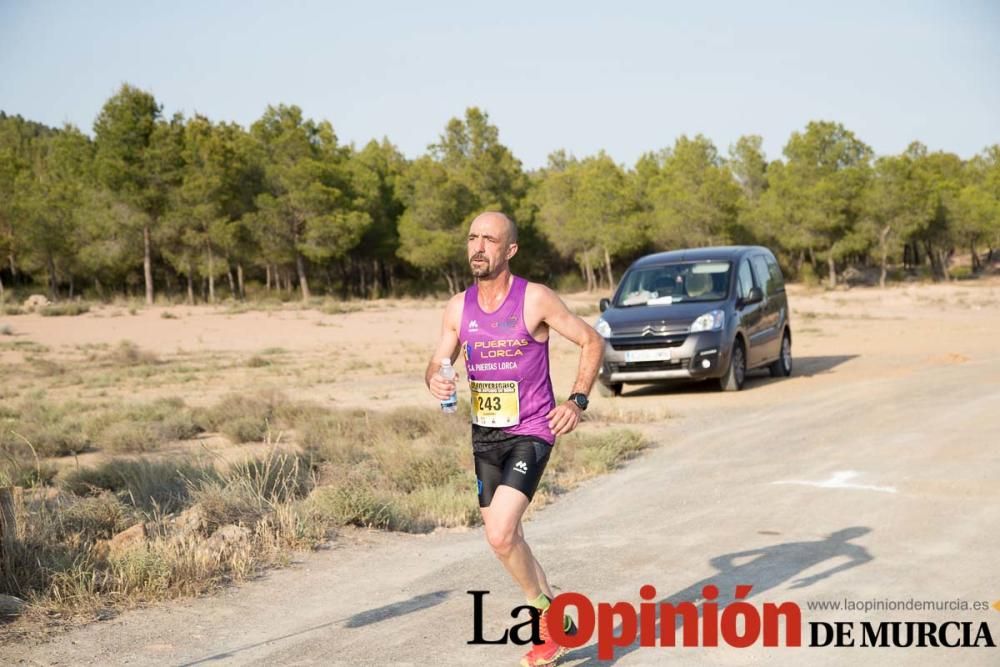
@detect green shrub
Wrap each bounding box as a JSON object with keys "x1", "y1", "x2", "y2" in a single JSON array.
[
  {"x1": 40, "y1": 302, "x2": 91, "y2": 316},
  {"x1": 798, "y1": 262, "x2": 819, "y2": 286},
  {"x1": 554, "y1": 271, "x2": 586, "y2": 293},
  {"x1": 950, "y1": 265, "x2": 975, "y2": 280}
]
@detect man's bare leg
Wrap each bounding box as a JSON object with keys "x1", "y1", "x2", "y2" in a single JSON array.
[
  {"x1": 517, "y1": 520, "x2": 555, "y2": 599},
  {"x1": 480, "y1": 485, "x2": 553, "y2": 601}
]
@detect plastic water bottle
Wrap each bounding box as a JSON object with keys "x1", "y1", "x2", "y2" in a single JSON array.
[{"x1": 438, "y1": 358, "x2": 457, "y2": 413}]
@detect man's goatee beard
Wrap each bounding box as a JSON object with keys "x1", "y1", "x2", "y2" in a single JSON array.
[{"x1": 470, "y1": 260, "x2": 491, "y2": 278}]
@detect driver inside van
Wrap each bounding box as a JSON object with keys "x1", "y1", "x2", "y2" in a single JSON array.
[{"x1": 684, "y1": 272, "x2": 713, "y2": 299}]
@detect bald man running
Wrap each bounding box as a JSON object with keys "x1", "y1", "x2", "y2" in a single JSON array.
[{"x1": 426, "y1": 211, "x2": 604, "y2": 666}]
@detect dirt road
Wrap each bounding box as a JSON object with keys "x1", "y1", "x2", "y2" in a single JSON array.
[{"x1": 6, "y1": 282, "x2": 1000, "y2": 665}]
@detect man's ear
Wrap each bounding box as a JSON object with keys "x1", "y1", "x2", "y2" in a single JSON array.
[{"x1": 506, "y1": 242, "x2": 519, "y2": 261}]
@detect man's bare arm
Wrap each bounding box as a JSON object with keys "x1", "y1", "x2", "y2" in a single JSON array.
[
  {"x1": 425, "y1": 293, "x2": 464, "y2": 400},
  {"x1": 536, "y1": 285, "x2": 604, "y2": 395},
  {"x1": 529, "y1": 284, "x2": 604, "y2": 435}
]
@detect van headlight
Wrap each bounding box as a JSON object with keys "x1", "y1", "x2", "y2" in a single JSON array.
[
  {"x1": 690, "y1": 310, "x2": 725, "y2": 332},
  {"x1": 594, "y1": 318, "x2": 612, "y2": 338}
]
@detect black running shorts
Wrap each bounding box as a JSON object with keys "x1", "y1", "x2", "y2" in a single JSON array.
[{"x1": 473, "y1": 430, "x2": 552, "y2": 508}]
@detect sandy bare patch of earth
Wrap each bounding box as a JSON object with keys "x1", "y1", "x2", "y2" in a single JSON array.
[{"x1": 2, "y1": 280, "x2": 999, "y2": 665}]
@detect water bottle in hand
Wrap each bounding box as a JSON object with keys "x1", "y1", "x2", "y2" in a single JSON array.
[{"x1": 438, "y1": 358, "x2": 457, "y2": 413}]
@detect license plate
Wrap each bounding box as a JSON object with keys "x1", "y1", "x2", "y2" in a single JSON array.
[{"x1": 625, "y1": 348, "x2": 672, "y2": 363}]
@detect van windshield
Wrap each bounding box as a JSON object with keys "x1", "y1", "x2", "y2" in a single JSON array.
[{"x1": 614, "y1": 262, "x2": 731, "y2": 307}]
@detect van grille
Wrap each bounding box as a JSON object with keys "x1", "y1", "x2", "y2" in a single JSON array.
[
  {"x1": 610, "y1": 335, "x2": 686, "y2": 351},
  {"x1": 609, "y1": 359, "x2": 686, "y2": 373}
]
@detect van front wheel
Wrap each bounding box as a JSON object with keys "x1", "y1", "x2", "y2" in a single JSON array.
[
  {"x1": 598, "y1": 382, "x2": 623, "y2": 397},
  {"x1": 719, "y1": 341, "x2": 746, "y2": 392}
]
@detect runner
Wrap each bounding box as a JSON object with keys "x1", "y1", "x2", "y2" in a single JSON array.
[{"x1": 425, "y1": 211, "x2": 604, "y2": 666}]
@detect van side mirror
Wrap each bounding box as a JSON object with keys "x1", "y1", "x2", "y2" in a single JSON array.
[
  {"x1": 599, "y1": 298, "x2": 610, "y2": 313},
  {"x1": 744, "y1": 287, "x2": 764, "y2": 306}
]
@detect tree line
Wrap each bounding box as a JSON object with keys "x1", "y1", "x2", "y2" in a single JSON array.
[{"x1": 1, "y1": 83, "x2": 997, "y2": 303}]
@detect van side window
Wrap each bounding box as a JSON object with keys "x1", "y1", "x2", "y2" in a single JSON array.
[
  {"x1": 750, "y1": 255, "x2": 772, "y2": 297},
  {"x1": 765, "y1": 255, "x2": 785, "y2": 293},
  {"x1": 736, "y1": 259, "x2": 755, "y2": 300}
]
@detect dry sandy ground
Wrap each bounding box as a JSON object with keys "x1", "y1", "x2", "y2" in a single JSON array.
[{"x1": 2, "y1": 280, "x2": 1000, "y2": 665}]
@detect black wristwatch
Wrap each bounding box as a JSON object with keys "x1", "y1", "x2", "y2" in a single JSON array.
[{"x1": 568, "y1": 393, "x2": 589, "y2": 411}]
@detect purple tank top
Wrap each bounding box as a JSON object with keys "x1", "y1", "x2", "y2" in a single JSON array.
[{"x1": 461, "y1": 276, "x2": 556, "y2": 445}]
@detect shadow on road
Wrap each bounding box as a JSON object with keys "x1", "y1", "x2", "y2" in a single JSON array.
[
  {"x1": 791, "y1": 354, "x2": 858, "y2": 377},
  {"x1": 624, "y1": 354, "x2": 858, "y2": 397},
  {"x1": 179, "y1": 590, "x2": 451, "y2": 665},
  {"x1": 563, "y1": 527, "x2": 873, "y2": 665},
  {"x1": 343, "y1": 589, "x2": 451, "y2": 628}
]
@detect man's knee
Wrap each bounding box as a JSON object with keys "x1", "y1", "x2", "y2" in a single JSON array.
[{"x1": 486, "y1": 523, "x2": 519, "y2": 557}]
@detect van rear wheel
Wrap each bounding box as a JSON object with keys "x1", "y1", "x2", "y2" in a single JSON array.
[{"x1": 768, "y1": 332, "x2": 792, "y2": 378}]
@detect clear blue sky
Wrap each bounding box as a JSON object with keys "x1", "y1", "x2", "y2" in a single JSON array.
[{"x1": 1, "y1": 0, "x2": 998, "y2": 169}]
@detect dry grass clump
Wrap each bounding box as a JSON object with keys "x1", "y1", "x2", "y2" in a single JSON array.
[
  {"x1": 25, "y1": 356, "x2": 65, "y2": 377},
  {"x1": 194, "y1": 388, "x2": 291, "y2": 444},
  {"x1": 60, "y1": 458, "x2": 217, "y2": 515},
  {"x1": 0, "y1": 395, "x2": 203, "y2": 459},
  {"x1": 553, "y1": 428, "x2": 648, "y2": 476},
  {"x1": 0, "y1": 395, "x2": 650, "y2": 625},
  {"x1": 0, "y1": 395, "x2": 93, "y2": 456},
  {"x1": 583, "y1": 404, "x2": 671, "y2": 424},
  {"x1": 296, "y1": 405, "x2": 475, "y2": 532},
  {"x1": 536, "y1": 428, "x2": 649, "y2": 501},
  {"x1": 298, "y1": 406, "x2": 649, "y2": 533},
  {"x1": 192, "y1": 450, "x2": 312, "y2": 533},
  {"x1": 84, "y1": 397, "x2": 201, "y2": 453},
  {"x1": 59, "y1": 492, "x2": 139, "y2": 542},
  {"x1": 0, "y1": 454, "x2": 58, "y2": 488},
  {"x1": 2, "y1": 446, "x2": 322, "y2": 620},
  {"x1": 0, "y1": 339, "x2": 48, "y2": 353},
  {"x1": 319, "y1": 300, "x2": 362, "y2": 315},
  {"x1": 246, "y1": 355, "x2": 271, "y2": 368},
  {"x1": 104, "y1": 340, "x2": 160, "y2": 366}
]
